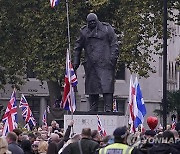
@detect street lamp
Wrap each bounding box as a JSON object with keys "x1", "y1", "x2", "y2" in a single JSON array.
[{"x1": 163, "y1": 0, "x2": 167, "y2": 131}]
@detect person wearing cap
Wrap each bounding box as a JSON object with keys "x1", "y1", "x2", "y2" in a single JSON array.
[
  {"x1": 73, "y1": 13, "x2": 119, "y2": 112},
  {"x1": 99, "y1": 126, "x2": 134, "y2": 154}
]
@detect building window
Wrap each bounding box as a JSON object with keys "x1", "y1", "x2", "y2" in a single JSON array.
[{"x1": 116, "y1": 63, "x2": 125, "y2": 80}]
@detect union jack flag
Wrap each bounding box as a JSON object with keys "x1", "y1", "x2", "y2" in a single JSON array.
[
  {"x1": 19, "y1": 94, "x2": 36, "y2": 129},
  {"x1": 97, "y1": 115, "x2": 106, "y2": 137},
  {"x1": 171, "y1": 120, "x2": 176, "y2": 130},
  {"x1": 42, "y1": 109, "x2": 47, "y2": 127},
  {"x1": 24, "y1": 123, "x2": 31, "y2": 131},
  {"x1": 2, "y1": 90, "x2": 17, "y2": 136},
  {"x1": 50, "y1": 0, "x2": 60, "y2": 8},
  {"x1": 61, "y1": 49, "x2": 78, "y2": 113},
  {"x1": 113, "y1": 99, "x2": 118, "y2": 112}
]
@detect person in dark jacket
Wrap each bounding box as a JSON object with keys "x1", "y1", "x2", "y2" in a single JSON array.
[
  {"x1": 57, "y1": 120, "x2": 74, "y2": 151},
  {"x1": 171, "y1": 129, "x2": 180, "y2": 152},
  {"x1": 138, "y1": 130, "x2": 156, "y2": 154},
  {"x1": 21, "y1": 140, "x2": 33, "y2": 154},
  {"x1": 91, "y1": 130, "x2": 101, "y2": 145},
  {"x1": 13, "y1": 128, "x2": 23, "y2": 147},
  {"x1": 148, "y1": 130, "x2": 179, "y2": 154},
  {"x1": 6, "y1": 132, "x2": 24, "y2": 154},
  {"x1": 73, "y1": 13, "x2": 119, "y2": 112},
  {"x1": 62, "y1": 128, "x2": 99, "y2": 154},
  {"x1": 47, "y1": 142, "x2": 58, "y2": 154}
]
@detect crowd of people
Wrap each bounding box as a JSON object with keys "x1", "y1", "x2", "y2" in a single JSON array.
[{"x1": 0, "y1": 120, "x2": 180, "y2": 154}]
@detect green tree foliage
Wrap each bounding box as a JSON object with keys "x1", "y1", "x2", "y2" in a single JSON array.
[
  {"x1": 0, "y1": 0, "x2": 180, "y2": 96},
  {"x1": 154, "y1": 90, "x2": 180, "y2": 121}
]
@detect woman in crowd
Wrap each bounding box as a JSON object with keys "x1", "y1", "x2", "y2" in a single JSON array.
[
  {"x1": 38, "y1": 141, "x2": 48, "y2": 154},
  {"x1": 0, "y1": 137, "x2": 12, "y2": 154}
]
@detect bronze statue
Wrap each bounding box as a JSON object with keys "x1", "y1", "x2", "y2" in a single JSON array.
[{"x1": 73, "y1": 13, "x2": 119, "y2": 112}]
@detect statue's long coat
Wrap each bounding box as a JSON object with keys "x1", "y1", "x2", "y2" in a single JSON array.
[{"x1": 74, "y1": 22, "x2": 119, "y2": 95}]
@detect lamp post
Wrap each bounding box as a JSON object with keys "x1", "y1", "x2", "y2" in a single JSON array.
[{"x1": 163, "y1": 0, "x2": 167, "y2": 131}]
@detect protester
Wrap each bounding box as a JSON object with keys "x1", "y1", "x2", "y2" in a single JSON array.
[
  {"x1": 1, "y1": 111, "x2": 180, "y2": 154},
  {"x1": 21, "y1": 140, "x2": 33, "y2": 154},
  {"x1": 28, "y1": 133, "x2": 36, "y2": 145},
  {"x1": 59, "y1": 134, "x2": 81, "y2": 154},
  {"x1": 57, "y1": 120, "x2": 74, "y2": 151},
  {"x1": 31, "y1": 141, "x2": 39, "y2": 154},
  {"x1": 100, "y1": 135, "x2": 113, "y2": 148},
  {"x1": 38, "y1": 141, "x2": 48, "y2": 154},
  {"x1": 0, "y1": 137, "x2": 12, "y2": 154},
  {"x1": 6, "y1": 132, "x2": 24, "y2": 154},
  {"x1": 91, "y1": 130, "x2": 102, "y2": 144},
  {"x1": 47, "y1": 142, "x2": 58, "y2": 154},
  {"x1": 13, "y1": 128, "x2": 23, "y2": 147},
  {"x1": 51, "y1": 121, "x2": 61, "y2": 133},
  {"x1": 148, "y1": 130, "x2": 179, "y2": 154},
  {"x1": 137, "y1": 129, "x2": 156, "y2": 153},
  {"x1": 62, "y1": 128, "x2": 99, "y2": 154}
]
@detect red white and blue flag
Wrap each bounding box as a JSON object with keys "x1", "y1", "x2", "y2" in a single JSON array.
[
  {"x1": 19, "y1": 94, "x2": 36, "y2": 129},
  {"x1": 97, "y1": 115, "x2": 107, "y2": 137},
  {"x1": 113, "y1": 99, "x2": 118, "y2": 112},
  {"x1": 171, "y1": 119, "x2": 176, "y2": 130},
  {"x1": 128, "y1": 76, "x2": 146, "y2": 132},
  {"x1": 42, "y1": 109, "x2": 47, "y2": 127},
  {"x1": 50, "y1": 0, "x2": 60, "y2": 8},
  {"x1": 24, "y1": 123, "x2": 31, "y2": 131},
  {"x1": 2, "y1": 90, "x2": 17, "y2": 136},
  {"x1": 133, "y1": 77, "x2": 146, "y2": 129},
  {"x1": 128, "y1": 75, "x2": 136, "y2": 133},
  {"x1": 61, "y1": 49, "x2": 78, "y2": 113}
]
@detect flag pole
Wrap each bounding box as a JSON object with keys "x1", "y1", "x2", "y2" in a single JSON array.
[
  {"x1": 65, "y1": 0, "x2": 72, "y2": 117},
  {"x1": 65, "y1": 0, "x2": 76, "y2": 134},
  {"x1": 66, "y1": 0, "x2": 71, "y2": 54}
]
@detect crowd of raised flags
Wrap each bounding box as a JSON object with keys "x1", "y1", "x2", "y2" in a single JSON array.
[
  {"x1": 1, "y1": 48, "x2": 178, "y2": 137},
  {"x1": 0, "y1": 49, "x2": 106, "y2": 136},
  {"x1": 1, "y1": 90, "x2": 46, "y2": 136}
]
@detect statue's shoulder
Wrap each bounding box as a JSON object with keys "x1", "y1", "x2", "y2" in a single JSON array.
[
  {"x1": 101, "y1": 22, "x2": 113, "y2": 33},
  {"x1": 102, "y1": 22, "x2": 110, "y2": 26}
]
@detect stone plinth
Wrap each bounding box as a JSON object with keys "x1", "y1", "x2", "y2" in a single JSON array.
[{"x1": 64, "y1": 113, "x2": 128, "y2": 135}]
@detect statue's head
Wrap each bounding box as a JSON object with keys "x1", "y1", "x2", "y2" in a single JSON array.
[{"x1": 86, "y1": 13, "x2": 98, "y2": 30}]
